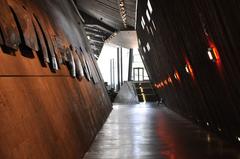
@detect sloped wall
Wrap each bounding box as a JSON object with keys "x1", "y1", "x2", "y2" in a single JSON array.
[
  {"x1": 0, "y1": 0, "x2": 112, "y2": 158},
  {"x1": 137, "y1": 0, "x2": 240, "y2": 143}
]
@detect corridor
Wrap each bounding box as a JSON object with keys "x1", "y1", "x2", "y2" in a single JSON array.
[{"x1": 84, "y1": 103, "x2": 240, "y2": 159}]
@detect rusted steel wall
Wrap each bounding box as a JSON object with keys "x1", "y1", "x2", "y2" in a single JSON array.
[
  {"x1": 0, "y1": 0, "x2": 112, "y2": 158},
  {"x1": 137, "y1": 0, "x2": 240, "y2": 143}
]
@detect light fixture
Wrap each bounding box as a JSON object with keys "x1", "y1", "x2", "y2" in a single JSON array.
[
  {"x1": 206, "y1": 122, "x2": 209, "y2": 126},
  {"x1": 87, "y1": 36, "x2": 91, "y2": 40},
  {"x1": 160, "y1": 82, "x2": 164, "y2": 87},
  {"x1": 185, "y1": 59, "x2": 195, "y2": 79},
  {"x1": 164, "y1": 80, "x2": 168, "y2": 85},
  {"x1": 146, "y1": 42, "x2": 151, "y2": 51},
  {"x1": 237, "y1": 137, "x2": 240, "y2": 142},
  {"x1": 174, "y1": 71, "x2": 180, "y2": 81},
  {"x1": 208, "y1": 48, "x2": 214, "y2": 60},
  {"x1": 119, "y1": 0, "x2": 127, "y2": 28},
  {"x1": 185, "y1": 65, "x2": 189, "y2": 73},
  {"x1": 168, "y1": 77, "x2": 172, "y2": 84}
]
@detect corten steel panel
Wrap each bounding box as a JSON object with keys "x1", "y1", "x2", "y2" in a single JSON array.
[
  {"x1": 136, "y1": 0, "x2": 240, "y2": 143},
  {"x1": 0, "y1": 0, "x2": 112, "y2": 158}
]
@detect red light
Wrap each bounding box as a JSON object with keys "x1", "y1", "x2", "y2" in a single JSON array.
[
  {"x1": 207, "y1": 36, "x2": 222, "y2": 75},
  {"x1": 168, "y1": 76, "x2": 173, "y2": 84},
  {"x1": 174, "y1": 71, "x2": 181, "y2": 81},
  {"x1": 161, "y1": 82, "x2": 164, "y2": 87},
  {"x1": 185, "y1": 61, "x2": 195, "y2": 80},
  {"x1": 164, "y1": 80, "x2": 168, "y2": 85}
]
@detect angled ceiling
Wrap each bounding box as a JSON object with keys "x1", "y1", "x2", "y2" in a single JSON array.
[
  {"x1": 106, "y1": 30, "x2": 138, "y2": 49},
  {"x1": 75, "y1": 0, "x2": 136, "y2": 30},
  {"x1": 74, "y1": 0, "x2": 137, "y2": 57}
]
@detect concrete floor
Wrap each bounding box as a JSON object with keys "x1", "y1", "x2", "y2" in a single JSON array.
[{"x1": 83, "y1": 103, "x2": 240, "y2": 159}]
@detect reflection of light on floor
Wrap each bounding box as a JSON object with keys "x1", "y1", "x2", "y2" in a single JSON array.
[
  {"x1": 142, "y1": 93, "x2": 146, "y2": 103},
  {"x1": 207, "y1": 134, "x2": 211, "y2": 143}
]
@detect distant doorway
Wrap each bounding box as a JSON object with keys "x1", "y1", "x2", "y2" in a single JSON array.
[{"x1": 133, "y1": 67, "x2": 144, "y2": 81}]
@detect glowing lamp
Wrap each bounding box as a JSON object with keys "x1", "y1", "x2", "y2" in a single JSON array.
[
  {"x1": 164, "y1": 80, "x2": 168, "y2": 85},
  {"x1": 160, "y1": 82, "x2": 164, "y2": 87},
  {"x1": 208, "y1": 48, "x2": 217, "y2": 62},
  {"x1": 185, "y1": 65, "x2": 189, "y2": 73},
  {"x1": 168, "y1": 77, "x2": 172, "y2": 84},
  {"x1": 237, "y1": 137, "x2": 240, "y2": 142},
  {"x1": 174, "y1": 71, "x2": 180, "y2": 81}
]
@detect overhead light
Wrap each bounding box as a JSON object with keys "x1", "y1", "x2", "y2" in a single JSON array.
[
  {"x1": 87, "y1": 36, "x2": 91, "y2": 40},
  {"x1": 119, "y1": 0, "x2": 127, "y2": 28}
]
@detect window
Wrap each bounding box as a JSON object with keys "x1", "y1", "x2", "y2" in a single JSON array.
[
  {"x1": 141, "y1": 16, "x2": 145, "y2": 29},
  {"x1": 150, "y1": 26, "x2": 154, "y2": 36},
  {"x1": 146, "y1": 42, "x2": 150, "y2": 51},
  {"x1": 146, "y1": 9, "x2": 151, "y2": 21},
  {"x1": 147, "y1": 0, "x2": 153, "y2": 14},
  {"x1": 152, "y1": 20, "x2": 156, "y2": 31},
  {"x1": 143, "y1": 46, "x2": 146, "y2": 53},
  {"x1": 146, "y1": 26, "x2": 150, "y2": 34}
]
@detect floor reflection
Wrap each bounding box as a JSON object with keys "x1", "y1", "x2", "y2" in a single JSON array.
[{"x1": 84, "y1": 103, "x2": 240, "y2": 159}]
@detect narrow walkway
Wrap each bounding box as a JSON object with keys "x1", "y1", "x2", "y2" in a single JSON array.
[{"x1": 84, "y1": 103, "x2": 240, "y2": 159}]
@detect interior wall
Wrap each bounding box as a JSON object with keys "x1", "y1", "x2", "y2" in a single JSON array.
[
  {"x1": 0, "y1": 0, "x2": 112, "y2": 158},
  {"x1": 136, "y1": 0, "x2": 240, "y2": 143}
]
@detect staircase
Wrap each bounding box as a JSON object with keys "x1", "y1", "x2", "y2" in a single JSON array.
[{"x1": 133, "y1": 81, "x2": 157, "y2": 102}]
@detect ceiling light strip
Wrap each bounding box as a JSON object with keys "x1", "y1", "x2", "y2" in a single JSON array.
[{"x1": 119, "y1": 0, "x2": 127, "y2": 28}]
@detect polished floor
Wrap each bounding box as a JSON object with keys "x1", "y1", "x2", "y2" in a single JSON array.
[{"x1": 83, "y1": 103, "x2": 240, "y2": 159}]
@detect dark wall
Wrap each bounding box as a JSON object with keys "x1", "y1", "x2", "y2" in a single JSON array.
[
  {"x1": 137, "y1": 0, "x2": 240, "y2": 143},
  {"x1": 0, "y1": 0, "x2": 112, "y2": 158}
]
